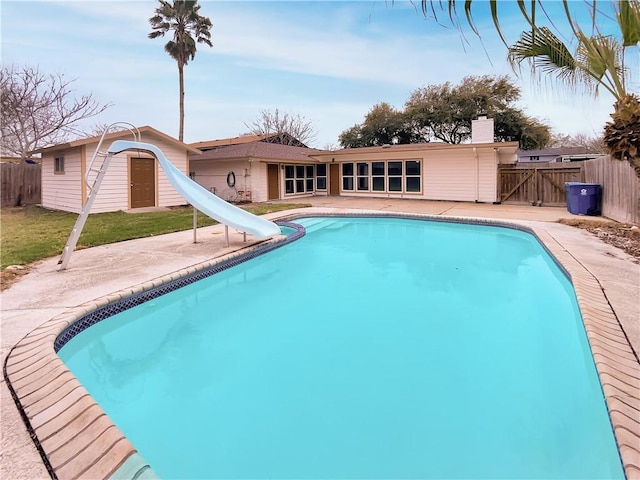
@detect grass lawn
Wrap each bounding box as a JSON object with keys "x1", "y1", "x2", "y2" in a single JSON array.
[{"x1": 0, "y1": 203, "x2": 308, "y2": 269}]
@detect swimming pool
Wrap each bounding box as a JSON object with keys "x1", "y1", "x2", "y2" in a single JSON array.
[{"x1": 57, "y1": 216, "x2": 623, "y2": 478}]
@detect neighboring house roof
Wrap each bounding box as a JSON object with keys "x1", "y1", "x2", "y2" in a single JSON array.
[
  {"x1": 31, "y1": 125, "x2": 201, "y2": 155},
  {"x1": 1, "y1": 156, "x2": 39, "y2": 163},
  {"x1": 191, "y1": 141, "x2": 324, "y2": 162},
  {"x1": 517, "y1": 147, "x2": 591, "y2": 157},
  {"x1": 190, "y1": 133, "x2": 308, "y2": 151}
]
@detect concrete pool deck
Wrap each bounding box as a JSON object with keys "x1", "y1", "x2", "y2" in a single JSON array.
[{"x1": 1, "y1": 198, "x2": 639, "y2": 479}]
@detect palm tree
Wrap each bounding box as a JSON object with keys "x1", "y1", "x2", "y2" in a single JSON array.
[
  {"x1": 149, "y1": 0, "x2": 212, "y2": 142},
  {"x1": 507, "y1": 2, "x2": 639, "y2": 168},
  {"x1": 418, "y1": 0, "x2": 640, "y2": 171}
]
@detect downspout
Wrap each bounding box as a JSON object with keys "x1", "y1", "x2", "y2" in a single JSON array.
[
  {"x1": 473, "y1": 147, "x2": 479, "y2": 202},
  {"x1": 493, "y1": 147, "x2": 499, "y2": 203}
]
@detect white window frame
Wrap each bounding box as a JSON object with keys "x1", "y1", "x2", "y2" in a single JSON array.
[{"x1": 54, "y1": 156, "x2": 65, "y2": 174}]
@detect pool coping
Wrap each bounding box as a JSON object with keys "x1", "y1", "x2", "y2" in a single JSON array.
[{"x1": 4, "y1": 212, "x2": 640, "y2": 479}]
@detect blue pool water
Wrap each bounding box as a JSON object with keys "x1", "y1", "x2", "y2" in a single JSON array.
[{"x1": 59, "y1": 216, "x2": 623, "y2": 479}]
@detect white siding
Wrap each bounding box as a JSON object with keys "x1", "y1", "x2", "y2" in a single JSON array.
[
  {"x1": 191, "y1": 159, "x2": 252, "y2": 202},
  {"x1": 424, "y1": 153, "x2": 477, "y2": 201},
  {"x1": 250, "y1": 161, "x2": 269, "y2": 202},
  {"x1": 424, "y1": 149, "x2": 498, "y2": 203},
  {"x1": 477, "y1": 149, "x2": 498, "y2": 203},
  {"x1": 149, "y1": 135, "x2": 189, "y2": 208},
  {"x1": 84, "y1": 133, "x2": 190, "y2": 213},
  {"x1": 41, "y1": 148, "x2": 83, "y2": 213},
  {"x1": 88, "y1": 140, "x2": 129, "y2": 213}
]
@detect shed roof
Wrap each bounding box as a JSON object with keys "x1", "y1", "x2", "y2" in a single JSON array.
[{"x1": 31, "y1": 126, "x2": 201, "y2": 155}]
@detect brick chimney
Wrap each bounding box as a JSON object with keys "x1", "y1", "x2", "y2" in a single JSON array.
[{"x1": 471, "y1": 114, "x2": 494, "y2": 143}]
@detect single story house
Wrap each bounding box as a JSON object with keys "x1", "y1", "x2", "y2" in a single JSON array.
[
  {"x1": 517, "y1": 147, "x2": 606, "y2": 163},
  {"x1": 33, "y1": 126, "x2": 200, "y2": 213},
  {"x1": 35, "y1": 116, "x2": 518, "y2": 214},
  {"x1": 189, "y1": 116, "x2": 518, "y2": 204}
]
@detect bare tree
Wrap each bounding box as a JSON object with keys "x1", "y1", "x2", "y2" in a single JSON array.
[
  {"x1": 549, "y1": 132, "x2": 606, "y2": 153},
  {"x1": 244, "y1": 109, "x2": 317, "y2": 146},
  {"x1": 0, "y1": 65, "x2": 111, "y2": 161}
]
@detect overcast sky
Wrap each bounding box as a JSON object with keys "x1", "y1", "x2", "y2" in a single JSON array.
[{"x1": 2, "y1": 1, "x2": 635, "y2": 148}]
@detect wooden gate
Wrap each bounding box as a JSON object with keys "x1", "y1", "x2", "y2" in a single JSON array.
[
  {"x1": 498, "y1": 164, "x2": 584, "y2": 206},
  {"x1": 1, "y1": 162, "x2": 41, "y2": 207}
]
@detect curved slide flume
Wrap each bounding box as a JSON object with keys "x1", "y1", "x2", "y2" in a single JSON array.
[{"x1": 108, "y1": 140, "x2": 281, "y2": 239}]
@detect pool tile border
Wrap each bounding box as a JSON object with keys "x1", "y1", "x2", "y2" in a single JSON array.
[{"x1": 3, "y1": 213, "x2": 639, "y2": 479}]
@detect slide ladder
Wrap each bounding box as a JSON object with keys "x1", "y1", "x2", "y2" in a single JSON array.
[{"x1": 58, "y1": 124, "x2": 141, "y2": 270}]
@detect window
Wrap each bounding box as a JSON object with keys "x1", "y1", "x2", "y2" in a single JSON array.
[
  {"x1": 342, "y1": 163, "x2": 354, "y2": 191},
  {"x1": 529, "y1": 155, "x2": 539, "y2": 161},
  {"x1": 295, "y1": 165, "x2": 305, "y2": 193},
  {"x1": 339, "y1": 160, "x2": 422, "y2": 194},
  {"x1": 54, "y1": 156, "x2": 65, "y2": 174},
  {"x1": 285, "y1": 165, "x2": 295, "y2": 194},
  {"x1": 284, "y1": 164, "x2": 315, "y2": 195},
  {"x1": 305, "y1": 166, "x2": 314, "y2": 192},
  {"x1": 372, "y1": 162, "x2": 385, "y2": 191},
  {"x1": 316, "y1": 164, "x2": 327, "y2": 190},
  {"x1": 356, "y1": 162, "x2": 368, "y2": 191},
  {"x1": 387, "y1": 161, "x2": 402, "y2": 192},
  {"x1": 405, "y1": 160, "x2": 421, "y2": 192}
]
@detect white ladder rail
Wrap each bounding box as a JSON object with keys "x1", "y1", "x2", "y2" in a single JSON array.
[
  {"x1": 58, "y1": 123, "x2": 141, "y2": 270},
  {"x1": 57, "y1": 151, "x2": 116, "y2": 270}
]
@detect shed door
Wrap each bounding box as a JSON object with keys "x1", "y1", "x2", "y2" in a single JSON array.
[
  {"x1": 130, "y1": 158, "x2": 155, "y2": 208},
  {"x1": 267, "y1": 164, "x2": 279, "y2": 200}
]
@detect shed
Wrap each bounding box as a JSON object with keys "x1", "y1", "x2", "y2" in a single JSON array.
[{"x1": 34, "y1": 126, "x2": 200, "y2": 213}]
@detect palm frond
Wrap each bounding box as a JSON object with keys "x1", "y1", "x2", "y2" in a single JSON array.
[
  {"x1": 508, "y1": 27, "x2": 578, "y2": 79},
  {"x1": 575, "y1": 30, "x2": 625, "y2": 97},
  {"x1": 617, "y1": 0, "x2": 640, "y2": 47}
]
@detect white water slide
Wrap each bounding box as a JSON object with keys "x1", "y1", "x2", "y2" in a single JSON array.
[
  {"x1": 58, "y1": 140, "x2": 281, "y2": 270},
  {"x1": 112, "y1": 140, "x2": 281, "y2": 237}
]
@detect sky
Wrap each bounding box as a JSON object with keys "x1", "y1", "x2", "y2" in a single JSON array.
[{"x1": 2, "y1": 0, "x2": 637, "y2": 148}]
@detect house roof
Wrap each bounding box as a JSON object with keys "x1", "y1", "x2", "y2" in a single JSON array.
[
  {"x1": 31, "y1": 125, "x2": 202, "y2": 155},
  {"x1": 312, "y1": 141, "x2": 520, "y2": 158},
  {"x1": 190, "y1": 132, "x2": 308, "y2": 150},
  {"x1": 191, "y1": 141, "x2": 324, "y2": 162},
  {"x1": 189, "y1": 134, "x2": 272, "y2": 150}
]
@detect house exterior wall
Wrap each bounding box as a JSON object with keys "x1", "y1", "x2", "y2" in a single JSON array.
[
  {"x1": 189, "y1": 143, "x2": 516, "y2": 204},
  {"x1": 250, "y1": 161, "x2": 269, "y2": 202},
  {"x1": 42, "y1": 147, "x2": 84, "y2": 213},
  {"x1": 423, "y1": 149, "x2": 496, "y2": 202},
  {"x1": 320, "y1": 145, "x2": 505, "y2": 203},
  {"x1": 41, "y1": 133, "x2": 190, "y2": 213},
  {"x1": 191, "y1": 158, "x2": 253, "y2": 202}
]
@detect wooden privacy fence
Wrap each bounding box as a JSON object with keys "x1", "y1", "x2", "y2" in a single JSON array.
[
  {"x1": 1, "y1": 162, "x2": 41, "y2": 207},
  {"x1": 584, "y1": 156, "x2": 640, "y2": 225},
  {"x1": 498, "y1": 163, "x2": 584, "y2": 206}
]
